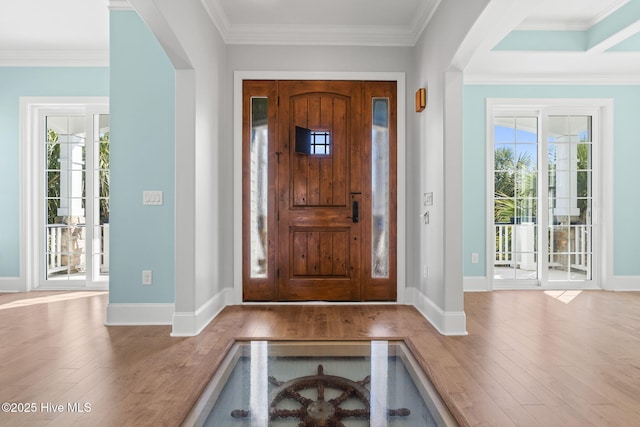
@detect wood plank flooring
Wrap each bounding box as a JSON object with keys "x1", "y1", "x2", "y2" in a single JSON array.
[{"x1": 0, "y1": 290, "x2": 639, "y2": 426}]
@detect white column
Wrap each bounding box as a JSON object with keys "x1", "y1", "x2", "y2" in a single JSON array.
[
  {"x1": 57, "y1": 138, "x2": 85, "y2": 217},
  {"x1": 553, "y1": 141, "x2": 579, "y2": 219}
]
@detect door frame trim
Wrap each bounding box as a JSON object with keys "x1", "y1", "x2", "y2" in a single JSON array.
[{"x1": 233, "y1": 71, "x2": 406, "y2": 303}]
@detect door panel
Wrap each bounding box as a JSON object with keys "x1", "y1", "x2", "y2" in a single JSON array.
[
  {"x1": 545, "y1": 114, "x2": 594, "y2": 283},
  {"x1": 291, "y1": 93, "x2": 348, "y2": 207},
  {"x1": 278, "y1": 81, "x2": 362, "y2": 301},
  {"x1": 242, "y1": 80, "x2": 396, "y2": 301},
  {"x1": 291, "y1": 229, "x2": 349, "y2": 277}
]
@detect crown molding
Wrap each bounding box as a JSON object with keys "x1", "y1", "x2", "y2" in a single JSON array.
[
  {"x1": 203, "y1": 0, "x2": 437, "y2": 46},
  {"x1": 201, "y1": 0, "x2": 231, "y2": 42},
  {"x1": 518, "y1": 0, "x2": 629, "y2": 31},
  {"x1": 109, "y1": 0, "x2": 133, "y2": 11},
  {"x1": 411, "y1": 0, "x2": 441, "y2": 42},
  {"x1": 0, "y1": 50, "x2": 109, "y2": 67},
  {"x1": 589, "y1": 0, "x2": 630, "y2": 27},
  {"x1": 517, "y1": 21, "x2": 593, "y2": 31}
]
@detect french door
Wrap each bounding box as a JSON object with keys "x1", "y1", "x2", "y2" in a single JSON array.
[
  {"x1": 39, "y1": 106, "x2": 110, "y2": 288},
  {"x1": 242, "y1": 80, "x2": 397, "y2": 301},
  {"x1": 491, "y1": 106, "x2": 599, "y2": 288}
]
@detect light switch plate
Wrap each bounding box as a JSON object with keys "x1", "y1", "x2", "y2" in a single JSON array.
[
  {"x1": 424, "y1": 192, "x2": 433, "y2": 206},
  {"x1": 143, "y1": 191, "x2": 163, "y2": 206}
]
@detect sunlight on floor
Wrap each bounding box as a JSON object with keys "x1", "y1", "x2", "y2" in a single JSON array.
[
  {"x1": 544, "y1": 290, "x2": 582, "y2": 304},
  {"x1": 0, "y1": 291, "x2": 107, "y2": 310}
]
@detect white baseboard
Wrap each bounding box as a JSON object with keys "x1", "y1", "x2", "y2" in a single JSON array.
[
  {"x1": 105, "y1": 302, "x2": 175, "y2": 325},
  {"x1": 171, "y1": 288, "x2": 234, "y2": 337},
  {"x1": 464, "y1": 276, "x2": 490, "y2": 292},
  {"x1": 404, "y1": 287, "x2": 467, "y2": 336},
  {"x1": 0, "y1": 277, "x2": 24, "y2": 293},
  {"x1": 608, "y1": 276, "x2": 640, "y2": 291}
]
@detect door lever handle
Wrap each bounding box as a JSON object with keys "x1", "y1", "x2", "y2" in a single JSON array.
[{"x1": 352, "y1": 200, "x2": 359, "y2": 223}]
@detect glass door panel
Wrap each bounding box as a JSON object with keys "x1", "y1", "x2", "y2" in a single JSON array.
[
  {"x1": 547, "y1": 115, "x2": 592, "y2": 281},
  {"x1": 371, "y1": 98, "x2": 389, "y2": 278},
  {"x1": 249, "y1": 97, "x2": 268, "y2": 278},
  {"x1": 42, "y1": 110, "x2": 109, "y2": 287},
  {"x1": 45, "y1": 116, "x2": 86, "y2": 281},
  {"x1": 493, "y1": 116, "x2": 539, "y2": 284}
]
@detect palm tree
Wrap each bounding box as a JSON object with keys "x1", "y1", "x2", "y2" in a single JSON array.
[
  {"x1": 494, "y1": 147, "x2": 536, "y2": 264},
  {"x1": 47, "y1": 129, "x2": 61, "y2": 225},
  {"x1": 576, "y1": 143, "x2": 590, "y2": 224},
  {"x1": 494, "y1": 146, "x2": 535, "y2": 223},
  {"x1": 99, "y1": 132, "x2": 110, "y2": 223}
]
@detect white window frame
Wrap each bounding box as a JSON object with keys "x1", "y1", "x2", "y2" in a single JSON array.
[
  {"x1": 485, "y1": 98, "x2": 613, "y2": 290},
  {"x1": 20, "y1": 97, "x2": 109, "y2": 291}
]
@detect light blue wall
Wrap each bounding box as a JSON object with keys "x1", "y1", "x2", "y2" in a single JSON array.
[
  {"x1": 0, "y1": 67, "x2": 108, "y2": 277},
  {"x1": 109, "y1": 11, "x2": 175, "y2": 303},
  {"x1": 463, "y1": 85, "x2": 640, "y2": 277}
]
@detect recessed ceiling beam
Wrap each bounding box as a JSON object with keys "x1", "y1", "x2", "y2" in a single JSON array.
[
  {"x1": 587, "y1": 0, "x2": 640, "y2": 50},
  {"x1": 492, "y1": 0, "x2": 640, "y2": 53}
]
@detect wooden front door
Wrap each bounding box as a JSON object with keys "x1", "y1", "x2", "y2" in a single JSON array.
[{"x1": 242, "y1": 80, "x2": 396, "y2": 302}]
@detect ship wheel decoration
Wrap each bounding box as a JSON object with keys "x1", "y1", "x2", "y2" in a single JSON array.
[{"x1": 231, "y1": 364, "x2": 410, "y2": 426}]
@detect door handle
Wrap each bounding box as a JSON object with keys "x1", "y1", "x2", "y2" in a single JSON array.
[{"x1": 352, "y1": 200, "x2": 359, "y2": 223}]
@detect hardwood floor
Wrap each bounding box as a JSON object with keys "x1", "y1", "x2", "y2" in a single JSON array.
[{"x1": 1, "y1": 290, "x2": 639, "y2": 426}]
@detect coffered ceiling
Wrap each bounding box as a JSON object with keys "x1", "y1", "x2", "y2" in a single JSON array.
[
  {"x1": 465, "y1": 0, "x2": 640, "y2": 82},
  {"x1": 1, "y1": 0, "x2": 639, "y2": 82}
]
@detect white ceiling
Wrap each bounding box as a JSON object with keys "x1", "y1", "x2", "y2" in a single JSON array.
[
  {"x1": 1, "y1": 0, "x2": 639, "y2": 81},
  {"x1": 0, "y1": 0, "x2": 109, "y2": 65}
]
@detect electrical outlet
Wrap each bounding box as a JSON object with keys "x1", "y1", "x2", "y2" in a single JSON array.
[
  {"x1": 471, "y1": 253, "x2": 479, "y2": 264},
  {"x1": 142, "y1": 270, "x2": 153, "y2": 285}
]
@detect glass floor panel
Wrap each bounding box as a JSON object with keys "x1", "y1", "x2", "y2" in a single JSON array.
[{"x1": 184, "y1": 341, "x2": 458, "y2": 427}]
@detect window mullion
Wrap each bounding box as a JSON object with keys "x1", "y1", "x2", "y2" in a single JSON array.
[{"x1": 539, "y1": 112, "x2": 549, "y2": 286}]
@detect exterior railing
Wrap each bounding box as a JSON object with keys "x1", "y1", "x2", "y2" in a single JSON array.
[
  {"x1": 47, "y1": 224, "x2": 67, "y2": 273},
  {"x1": 572, "y1": 224, "x2": 591, "y2": 272},
  {"x1": 495, "y1": 224, "x2": 513, "y2": 266},
  {"x1": 47, "y1": 224, "x2": 109, "y2": 277},
  {"x1": 495, "y1": 224, "x2": 590, "y2": 274}
]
